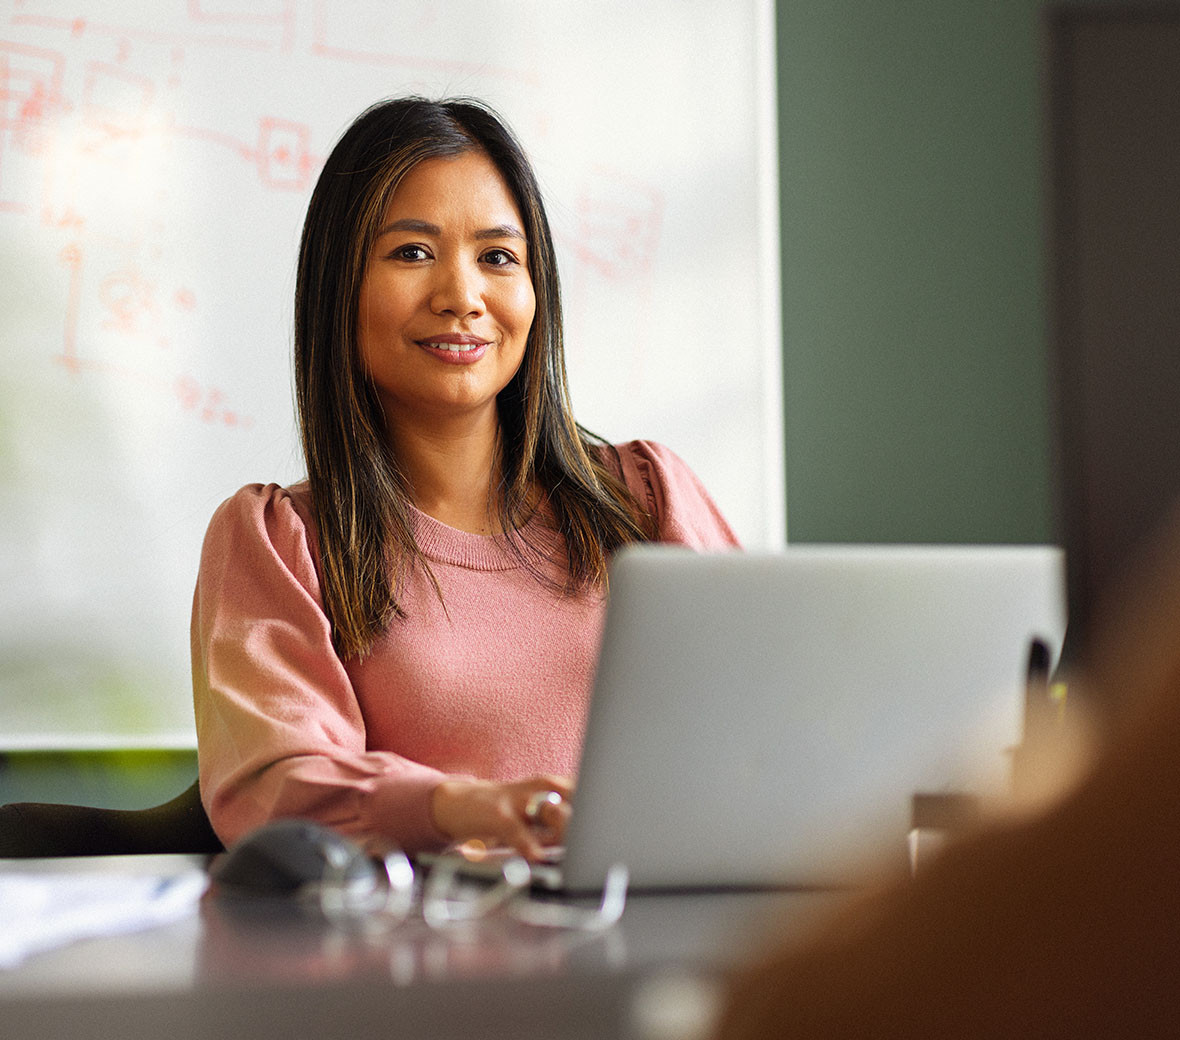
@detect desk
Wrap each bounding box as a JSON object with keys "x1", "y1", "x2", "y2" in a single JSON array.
[{"x1": 0, "y1": 855, "x2": 844, "y2": 1040}]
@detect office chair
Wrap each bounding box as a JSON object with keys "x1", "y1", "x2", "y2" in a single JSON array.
[{"x1": 0, "y1": 778, "x2": 224, "y2": 858}]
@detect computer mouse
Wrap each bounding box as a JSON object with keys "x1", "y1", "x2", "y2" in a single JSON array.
[{"x1": 208, "y1": 818, "x2": 377, "y2": 899}]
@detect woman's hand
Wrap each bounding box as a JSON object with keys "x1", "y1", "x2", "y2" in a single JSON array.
[{"x1": 429, "y1": 774, "x2": 574, "y2": 861}]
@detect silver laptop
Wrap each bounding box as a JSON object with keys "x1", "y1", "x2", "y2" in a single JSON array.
[{"x1": 558, "y1": 544, "x2": 1065, "y2": 892}]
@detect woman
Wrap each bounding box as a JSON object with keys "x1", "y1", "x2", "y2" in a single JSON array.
[{"x1": 191, "y1": 97, "x2": 738, "y2": 860}]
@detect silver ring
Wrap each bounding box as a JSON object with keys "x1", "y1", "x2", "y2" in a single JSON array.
[{"x1": 524, "y1": 789, "x2": 563, "y2": 823}]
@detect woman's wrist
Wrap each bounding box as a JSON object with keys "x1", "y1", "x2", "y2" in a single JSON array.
[{"x1": 429, "y1": 777, "x2": 479, "y2": 841}]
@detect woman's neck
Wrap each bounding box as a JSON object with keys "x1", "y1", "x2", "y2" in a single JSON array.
[{"x1": 389, "y1": 414, "x2": 503, "y2": 535}]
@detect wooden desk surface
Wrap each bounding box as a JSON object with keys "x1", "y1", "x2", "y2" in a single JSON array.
[{"x1": 0, "y1": 855, "x2": 844, "y2": 1040}]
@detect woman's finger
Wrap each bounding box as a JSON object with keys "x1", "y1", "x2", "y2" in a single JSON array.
[{"x1": 522, "y1": 788, "x2": 570, "y2": 844}]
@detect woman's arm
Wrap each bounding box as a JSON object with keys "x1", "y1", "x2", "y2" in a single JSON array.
[
  {"x1": 193, "y1": 483, "x2": 578, "y2": 857},
  {"x1": 192, "y1": 483, "x2": 455, "y2": 852}
]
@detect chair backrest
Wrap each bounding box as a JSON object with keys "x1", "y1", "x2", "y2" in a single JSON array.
[{"x1": 0, "y1": 779, "x2": 224, "y2": 858}]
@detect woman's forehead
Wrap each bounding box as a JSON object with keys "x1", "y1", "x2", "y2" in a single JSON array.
[{"x1": 379, "y1": 151, "x2": 525, "y2": 232}]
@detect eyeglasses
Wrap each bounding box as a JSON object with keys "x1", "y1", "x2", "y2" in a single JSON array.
[
  {"x1": 422, "y1": 854, "x2": 629, "y2": 933},
  {"x1": 315, "y1": 848, "x2": 629, "y2": 935},
  {"x1": 317, "y1": 848, "x2": 417, "y2": 925}
]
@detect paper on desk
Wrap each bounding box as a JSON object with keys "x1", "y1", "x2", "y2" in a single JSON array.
[{"x1": 0, "y1": 869, "x2": 208, "y2": 969}]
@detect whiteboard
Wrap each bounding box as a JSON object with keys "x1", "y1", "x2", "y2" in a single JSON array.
[{"x1": 0, "y1": 0, "x2": 781, "y2": 748}]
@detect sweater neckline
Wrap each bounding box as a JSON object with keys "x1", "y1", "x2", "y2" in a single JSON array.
[{"x1": 409, "y1": 503, "x2": 561, "y2": 572}]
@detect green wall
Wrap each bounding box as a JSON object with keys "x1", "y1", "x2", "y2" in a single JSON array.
[{"x1": 777, "y1": 1, "x2": 1055, "y2": 544}]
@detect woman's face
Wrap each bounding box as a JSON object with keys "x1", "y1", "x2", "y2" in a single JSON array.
[{"x1": 357, "y1": 149, "x2": 536, "y2": 437}]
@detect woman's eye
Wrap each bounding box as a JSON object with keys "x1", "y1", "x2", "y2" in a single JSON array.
[
  {"x1": 391, "y1": 244, "x2": 429, "y2": 261},
  {"x1": 482, "y1": 248, "x2": 518, "y2": 267}
]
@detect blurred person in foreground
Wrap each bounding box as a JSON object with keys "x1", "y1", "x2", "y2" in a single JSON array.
[{"x1": 717, "y1": 516, "x2": 1180, "y2": 1039}]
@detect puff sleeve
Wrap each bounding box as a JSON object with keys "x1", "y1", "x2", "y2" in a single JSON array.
[
  {"x1": 191, "y1": 483, "x2": 452, "y2": 852},
  {"x1": 608, "y1": 440, "x2": 741, "y2": 549}
]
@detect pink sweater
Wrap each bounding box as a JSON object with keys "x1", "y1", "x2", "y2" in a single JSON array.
[{"x1": 191, "y1": 440, "x2": 738, "y2": 851}]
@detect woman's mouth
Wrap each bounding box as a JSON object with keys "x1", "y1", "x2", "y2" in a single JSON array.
[{"x1": 416, "y1": 336, "x2": 491, "y2": 363}]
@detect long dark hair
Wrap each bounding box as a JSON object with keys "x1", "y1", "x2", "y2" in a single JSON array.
[{"x1": 294, "y1": 97, "x2": 653, "y2": 658}]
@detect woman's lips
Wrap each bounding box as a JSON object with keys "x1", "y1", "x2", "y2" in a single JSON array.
[{"x1": 416, "y1": 335, "x2": 490, "y2": 364}]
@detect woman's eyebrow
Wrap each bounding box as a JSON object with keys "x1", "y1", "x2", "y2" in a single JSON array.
[
  {"x1": 474, "y1": 224, "x2": 526, "y2": 241},
  {"x1": 376, "y1": 218, "x2": 440, "y2": 238},
  {"x1": 375, "y1": 218, "x2": 526, "y2": 241}
]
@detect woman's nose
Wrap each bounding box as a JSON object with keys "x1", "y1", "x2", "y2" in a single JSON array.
[{"x1": 430, "y1": 259, "x2": 484, "y2": 318}]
